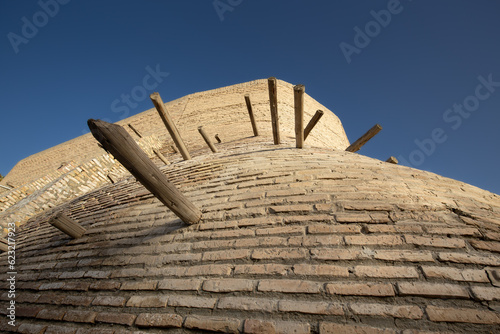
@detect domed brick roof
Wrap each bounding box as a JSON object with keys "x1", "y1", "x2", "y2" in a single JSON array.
[{"x1": 1, "y1": 80, "x2": 500, "y2": 333}]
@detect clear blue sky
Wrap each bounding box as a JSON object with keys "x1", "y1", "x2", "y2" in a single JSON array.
[{"x1": 1, "y1": 0, "x2": 500, "y2": 194}]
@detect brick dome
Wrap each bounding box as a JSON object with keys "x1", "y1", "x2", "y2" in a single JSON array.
[{"x1": 1, "y1": 80, "x2": 500, "y2": 333}]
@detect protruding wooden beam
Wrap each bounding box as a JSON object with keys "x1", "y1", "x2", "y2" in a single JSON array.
[
  {"x1": 244, "y1": 94, "x2": 259, "y2": 136},
  {"x1": 268, "y1": 77, "x2": 280, "y2": 144},
  {"x1": 215, "y1": 134, "x2": 222, "y2": 143},
  {"x1": 150, "y1": 92, "x2": 191, "y2": 160},
  {"x1": 198, "y1": 126, "x2": 218, "y2": 153},
  {"x1": 294, "y1": 84, "x2": 305, "y2": 148},
  {"x1": 88, "y1": 119, "x2": 202, "y2": 225},
  {"x1": 171, "y1": 145, "x2": 178, "y2": 153},
  {"x1": 128, "y1": 124, "x2": 143, "y2": 138},
  {"x1": 153, "y1": 149, "x2": 170, "y2": 165},
  {"x1": 346, "y1": 124, "x2": 383, "y2": 153},
  {"x1": 386, "y1": 156, "x2": 399, "y2": 164},
  {"x1": 0, "y1": 238, "x2": 8, "y2": 252},
  {"x1": 304, "y1": 110, "x2": 324, "y2": 140},
  {"x1": 49, "y1": 213, "x2": 86, "y2": 239}
]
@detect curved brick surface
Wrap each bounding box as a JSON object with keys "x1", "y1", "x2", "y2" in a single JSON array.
[{"x1": 1, "y1": 137, "x2": 500, "y2": 333}]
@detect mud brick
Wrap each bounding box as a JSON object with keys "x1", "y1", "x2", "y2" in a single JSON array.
[
  {"x1": 36, "y1": 293, "x2": 66, "y2": 305},
  {"x1": 335, "y1": 212, "x2": 372, "y2": 223},
  {"x1": 470, "y1": 286, "x2": 500, "y2": 301},
  {"x1": 421, "y1": 266, "x2": 489, "y2": 282},
  {"x1": 251, "y1": 248, "x2": 307, "y2": 260},
  {"x1": 44, "y1": 326, "x2": 76, "y2": 334},
  {"x1": 366, "y1": 225, "x2": 423, "y2": 234},
  {"x1": 345, "y1": 235, "x2": 403, "y2": 246},
  {"x1": 426, "y1": 305, "x2": 500, "y2": 324},
  {"x1": 96, "y1": 311, "x2": 136, "y2": 326},
  {"x1": 218, "y1": 297, "x2": 277, "y2": 312},
  {"x1": 120, "y1": 280, "x2": 158, "y2": 290},
  {"x1": 16, "y1": 305, "x2": 42, "y2": 318},
  {"x1": 17, "y1": 323, "x2": 48, "y2": 334},
  {"x1": 39, "y1": 282, "x2": 65, "y2": 290},
  {"x1": 63, "y1": 310, "x2": 97, "y2": 323},
  {"x1": 326, "y1": 282, "x2": 395, "y2": 296},
  {"x1": 61, "y1": 295, "x2": 94, "y2": 306},
  {"x1": 83, "y1": 271, "x2": 111, "y2": 279},
  {"x1": 126, "y1": 295, "x2": 168, "y2": 308},
  {"x1": 470, "y1": 239, "x2": 500, "y2": 253},
  {"x1": 319, "y1": 322, "x2": 397, "y2": 334},
  {"x1": 243, "y1": 319, "x2": 310, "y2": 334},
  {"x1": 397, "y1": 282, "x2": 469, "y2": 299},
  {"x1": 158, "y1": 278, "x2": 202, "y2": 291},
  {"x1": 374, "y1": 250, "x2": 434, "y2": 262},
  {"x1": 486, "y1": 267, "x2": 500, "y2": 287},
  {"x1": 167, "y1": 295, "x2": 217, "y2": 309},
  {"x1": 293, "y1": 264, "x2": 349, "y2": 277},
  {"x1": 59, "y1": 271, "x2": 86, "y2": 279},
  {"x1": 341, "y1": 201, "x2": 394, "y2": 211},
  {"x1": 184, "y1": 264, "x2": 232, "y2": 276},
  {"x1": 36, "y1": 308, "x2": 66, "y2": 320},
  {"x1": 311, "y1": 248, "x2": 366, "y2": 261},
  {"x1": 203, "y1": 279, "x2": 255, "y2": 292},
  {"x1": 135, "y1": 313, "x2": 183, "y2": 328},
  {"x1": 269, "y1": 204, "x2": 313, "y2": 213},
  {"x1": 258, "y1": 279, "x2": 322, "y2": 294},
  {"x1": 308, "y1": 224, "x2": 362, "y2": 234},
  {"x1": 350, "y1": 303, "x2": 423, "y2": 319},
  {"x1": 355, "y1": 266, "x2": 419, "y2": 278},
  {"x1": 288, "y1": 235, "x2": 342, "y2": 247},
  {"x1": 16, "y1": 293, "x2": 41, "y2": 303},
  {"x1": 438, "y1": 252, "x2": 500, "y2": 266},
  {"x1": 89, "y1": 281, "x2": 121, "y2": 290},
  {"x1": 256, "y1": 225, "x2": 305, "y2": 236},
  {"x1": 62, "y1": 282, "x2": 90, "y2": 291},
  {"x1": 92, "y1": 295, "x2": 127, "y2": 307},
  {"x1": 184, "y1": 315, "x2": 241, "y2": 333},
  {"x1": 404, "y1": 235, "x2": 465, "y2": 248},
  {"x1": 202, "y1": 249, "x2": 250, "y2": 261},
  {"x1": 278, "y1": 300, "x2": 343, "y2": 315},
  {"x1": 234, "y1": 264, "x2": 291, "y2": 275},
  {"x1": 425, "y1": 226, "x2": 481, "y2": 236}
]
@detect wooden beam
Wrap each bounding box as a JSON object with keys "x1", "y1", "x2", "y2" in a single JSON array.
[
  {"x1": 153, "y1": 148, "x2": 170, "y2": 165},
  {"x1": 386, "y1": 156, "x2": 399, "y2": 164},
  {"x1": 304, "y1": 110, "x2": 324, "y2": 140},
  {"x1": 198, "y1": 126, "x2": 218, "y2": 153},
  {"x1": 0, "y1": 238, "x2": 8, "y2": 252},
  {"x1": 244, "y1": 94, "x2": 259, "y2": 136},
  {"x1": 268, "y1": 77, "x2": 280, "y2": 144},
  {"x1": 215, "y1": 134, "x2": 222, "y2": 143},
  {"x1": 294, "y1": 84, "x2": 305, "y2": 148},
  {"x1": 346, "y1": 124, "x2": 383, "y2": 153},
  {"x1": 150, "y1": 92, "x2": 191, "y2": 160},
  {"x1": 88, "y1": 119, "x2": 202, "y2": 225},
  {"x1": 128, "y1": 124, "x2": 143, "y2": 138},
  {"x1": 49, "y1": 212, "x2": 86, "y2": 239}
]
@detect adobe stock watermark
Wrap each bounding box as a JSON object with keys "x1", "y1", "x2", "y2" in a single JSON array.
[
  {"x1": 339, "y1": 0, "x2": 412, "y2": 64},
  {"x1": 7, "y1": 0, "x2": 71, "y2": 54},
  {"x1": 213, "y1": 0, "x2": 243, "y2": 22},
  {"x1": 398, "y1": 74, "x2": 500, "y2": 167},
  {"x1": 81, "y1": 64, "x2": 169, "y2": 135}
]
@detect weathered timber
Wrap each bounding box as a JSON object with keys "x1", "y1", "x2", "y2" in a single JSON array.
[
  {"x1": 153, "y1": 149, "x2": 170, "y2": 165},
  {"x1": 215, "y1": 134, "x2": 222, "y2": 143},
  {"x1": 244, "y1": 94, "x2": 259, "y2": 136},
  {"x1": 294, "y1": 84, "x2": 305, "y2": 148},
  {"x1": 0, "y1": 238, "x2": 8, "y2": 252},
  {"x1": 346, "y1": 124, "x2": 383, "y2": 153},
  {"x1": 128, "y1": 124, "x2": 143, "y2": 138},
  {"x1": 150, "y1": 92, "x2": 191, "y2": 160},
  {"x1": 49, "y1": 212, "x2": 86, "y2": 239},
  {"x1": 198, "y1": 126, "x2": 218, "y2": 153},
  {"x1": 88, "y1": 119, "x2": 202, "y2": 225},
  {"x1": 304, "y1": 110, "x2": 324, "y2": 140},
  {"x1": 268, "y1": 77, "x2": 280, "y2": 144},
  {"x1": 171, "y1": 145, "x2": 178, "y2": 153},
  {"x1": 386, "y1": 156, "x2": 399, "y2": 164}
]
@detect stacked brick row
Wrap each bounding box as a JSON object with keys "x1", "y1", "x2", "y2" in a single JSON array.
[{"x1": 1, "y1": 140, "x2": 499, "y2": 333}]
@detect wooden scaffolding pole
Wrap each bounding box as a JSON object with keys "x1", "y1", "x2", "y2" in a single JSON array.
[
  {"x1": 346, "y1": 124, "x2": 383, "y2": 153},
  {"x1": 268, "y1": 77, "x2": 280, "y2": 144}
]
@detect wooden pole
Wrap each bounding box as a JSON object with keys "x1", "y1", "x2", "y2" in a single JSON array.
[
  {"x1": 153, "y1": 148, "x2": 170, "y2": 165},
  {"x1": 386, "y1": 156, "x2": 399, "y2": 164},
  {"x1": 244, "y1": 94, "x2": 259, "y2": 136},
  {"x1": 0, "y1": 238, "x2": 8, "y2": 252},
  {"x1": 198, "y1": 126, "x2": 218, "y2": 153},
  {"x1": 215, "y1": 134, "x2": 222, "y2": 143},
  {"x1": 294, "y1": 84, "x2": 305, "y2": 148},
  {"x1": 128, "y1": 124, "x2": 143, "y2": 138},
  {"x1": 150, "y1": 92, "x2": 191, "y2": 160},
  {"x1": 304, "y1": 110, "x2": 324, "y2": 140},
  {"x1": 346, "y1": 124, "x2": 383, "y2": 153},
  {"x1": 88, "y1": 119, "x2": 202, "y2": 225},
  {"x1": 49, "y1": 213, "x2": 86, "y2": 239},
  {"x1": 171, "y1": 145, "x2": 178, "y2": 153},
  {"x1": 268, "y1": 77, "x2": 280, "y2": 144}
]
